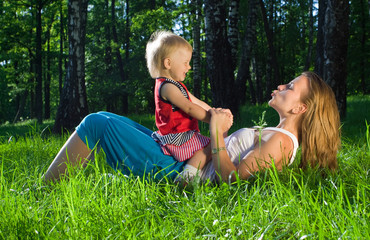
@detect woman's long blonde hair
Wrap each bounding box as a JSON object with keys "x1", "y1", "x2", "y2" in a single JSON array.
[{"x1": 299, "y1": 71, "x2": 341, "y2": 171}]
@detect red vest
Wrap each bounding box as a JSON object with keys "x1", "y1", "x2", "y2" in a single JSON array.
[{"x1": 154, "y1": 78, "x2": 199, "y2": 135}]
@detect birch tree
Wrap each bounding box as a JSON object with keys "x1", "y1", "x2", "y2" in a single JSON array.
[
  {"x1": 53, "y1": 0, "x2": 89, "y2": 133},
  {"x1": 322, "y1": 0, "x2": 349, "y2": 117},
  {"x1": 204, "y1": 0, "x2": 237, "y2": 112}
]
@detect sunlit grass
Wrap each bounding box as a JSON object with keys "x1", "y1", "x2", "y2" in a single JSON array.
[{"x1": 0, "y1": 96, "x2": 369, "y2": 238}]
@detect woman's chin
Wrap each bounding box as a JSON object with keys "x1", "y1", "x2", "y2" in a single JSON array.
[
  {"x1": 268, "y1": 100, "x2": 279, "y2": 112},
  {"x1": 268, "y1": 99, "x2": 273, "y2": 107}
]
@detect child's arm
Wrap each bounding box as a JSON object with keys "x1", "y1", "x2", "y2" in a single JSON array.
[
  {"x1": 189, "y1": 92, "x2": 234, "y2": 126},
  {"x1": 161, "y1": 83, "x2": 211, "y2": 123},
  {"x1": 188, "y1": 92, "x2": 212, "y2": 111}
]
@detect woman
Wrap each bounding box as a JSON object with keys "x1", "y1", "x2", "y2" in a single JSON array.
[
  {"x1": 201, "y1": 71, "x2": 340, "y2": 182},
  {"x1": 44, "y1": 71, "x2": 340, "y2": 183}
]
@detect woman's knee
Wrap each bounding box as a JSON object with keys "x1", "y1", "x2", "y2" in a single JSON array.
[
  {"x1": 76, "y1": 113, "x2": 109, "y2": 146},
  {"x1": 83, "y1": 112, "x2": 109, "y2": 127}
]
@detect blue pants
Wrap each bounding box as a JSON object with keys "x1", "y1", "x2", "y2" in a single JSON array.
[{"x1": 76, "y1": 111, "x2": 185, "y2": 180}]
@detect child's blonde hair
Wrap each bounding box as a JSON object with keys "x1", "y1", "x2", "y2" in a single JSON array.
[{"x1": 146, "y1": 30, "x2": 192, "y2": 78}]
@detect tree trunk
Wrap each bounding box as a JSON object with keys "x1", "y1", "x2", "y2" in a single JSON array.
[
  {"x1": 253, "y1": 54, "x2": 264, "y2": 104},
  {"x1": 53, "y1": 0, "x2": 89, "y2": 133},
  {"x1": 235, "y1": 0, "x2": 258, "y2": 106},
  {"x1": 12, "y1": 61, "x2": 24, "y2": 123},
  {"x1": 124, "y1": 0, "x2": 130, "y2": 113},
  {"x1": 315, "y1": 0, "x2": 327, "y2": 77},
  {"x1": 228, "y1": 0, "x2": 240, "y2": 69},
  {"x1": 192, "y1": 0, "x2": 202, "y2": 98},
  {"x1": 204, "y1": 0, "x2": 236, "y2": 112},
  {"x1": 149, "y1": 0, "x2": 156, "y2": 9},
  {"x1": 259, "y1": 0, "x2": 280, "y2": 89},
  {"x1": 59, "y1": 1, "x2": 65, "y2": 101},
  {"x1": 44, "y1": 25, "x2": 51, "y2": 119},
  {"x1": 360, "y1": 0, "x2": 368, "y2": 94},
  {"x1": 29, "y1": 46, "x2": 35, "y2": 120},
  {"x1": 104, "y1": 0, "x2": 114, "y2": 112},
  {"x1": 111, "y1": 0, "x2": 128, "y2": 114},
  {"x1": 304, "y1": 0, "x2": 314, "y2": 71},
  {"x1": 322, "y1": 0, "x2": 349, "y2": 118},
  {"x1": 35, "y1": 4, "x2": 43, "y2": 123}
]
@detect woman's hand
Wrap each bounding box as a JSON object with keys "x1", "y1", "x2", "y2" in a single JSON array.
[{"x1": 209, "y1": 108, "x2": 237, "y2": 182}]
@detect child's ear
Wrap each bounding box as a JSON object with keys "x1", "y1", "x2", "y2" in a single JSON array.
[{"x1": 163, "y1": 58, "x2": 171, "y2": 69}]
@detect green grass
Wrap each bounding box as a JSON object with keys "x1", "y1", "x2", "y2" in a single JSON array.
[{"x1": 0, "y1": 96, "x2": 369, "y2": 239}]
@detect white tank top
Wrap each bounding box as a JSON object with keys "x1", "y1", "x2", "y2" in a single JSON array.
[{"x1": 201, "y1": 127, "x2": 299, "y2": 181}]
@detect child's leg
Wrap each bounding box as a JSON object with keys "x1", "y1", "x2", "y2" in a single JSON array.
[
  {"x1": 176, "y1": 144, "x2": 212, "y2": 182},
  {"x1": 43, "y1": 131, "x2": 92, "y2": 183},
  {"x1": 187, "y1": 143, "x2": 212, "y2": 169}
]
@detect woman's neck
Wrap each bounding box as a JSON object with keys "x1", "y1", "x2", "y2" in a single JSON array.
[{"x1": 276, "y1": 116, "x2": 300, "y2": 137}]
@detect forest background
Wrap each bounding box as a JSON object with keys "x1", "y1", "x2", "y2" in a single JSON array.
[{"x1": 0, "y1": 0, "x2": 369, "y2": 133}]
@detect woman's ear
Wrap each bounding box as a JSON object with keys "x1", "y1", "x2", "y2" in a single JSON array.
[
  {"x1": 293, "y1": 103, "x2": 307, "y2": 114},
  {"x1": 163, "y1": 58, "x2": 171, "y2": 69}
]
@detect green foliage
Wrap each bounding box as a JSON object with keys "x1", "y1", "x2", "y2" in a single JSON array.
[
  {"x1": 0, "y1": 0, "x2": 369, "y2": 124},
  {"x1": 347, "y1": 0, "x2": 370, "y2": 94},
  {"x1": 0, "y1": 67, "x2": 11, "y2": 122},
  {"x1": 341, "y1": 95, "x2": 370, "y2": 140},
  {"x1": 85, "y1": 1, "x2": 185, "y2": 114},
  {"x1": 0, "y1": 0, "x2": 65, "y2": 123}
]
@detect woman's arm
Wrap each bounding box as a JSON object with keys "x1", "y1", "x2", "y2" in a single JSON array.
[
  {"x1": 209, "y1": 109, "x2": 237, "y2": 182},
  {"x1": 235, "y1": 132, "x2": 292, "y2": 180},
  {"x1": 209, "y1": 109, "x2": 292, "y2": 182}
]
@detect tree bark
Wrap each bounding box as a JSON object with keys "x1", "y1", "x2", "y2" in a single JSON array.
[
  {"x1": 59, "y1": 1, "x2": 65, "y2": 103},
  {"x1": 235, "y1": 0, "x2": 258, "y2": 105},
  {"x1": 360, "y1": 0, "x2": 368, "y2": 94},
  {"x1": 204, "y1": 0, "x2": 236, "y2": 112},
  {"x1": 228, "y1": 0, "x2": 240, "y2": 69},
  {"x1": 258, "y1": 0, "x2": 280, "y2": 91},
  {"x1": 192, "y1": 0, "x2": 202, "y2": 98},
  {"x1": 149, "y1": 0, "x2": 156, "y2": 9},
  {"x1": 253, "y1": 54, "x2": 264, "y2": 104},
  {"x1": 304, "y1": 0, "x2": 314, "y2": 71},
  {"x1": 53, "y1": 0, "x2": 89, "y2": 133},
  {"x1": 12, "y1": 61, "x2": 26, "y2": 123},
  {"x1": 104, "y1": 0, "x2": 114, "y2": 112},
  {"x1": 35, "y1": 3, "x2": 43, "y2": 123},
  {"x1": 322, "y1": 0, "x2": 349, "y2": 117},
  {"x1": 45, "y1": 24, "x2": 51, "y2": 119},
  {"x1": 315, "y1": 0, "x2": 327, "y2": 77},
  {"x1": 111, "y1": 0, "x2": 128, "y2": 114},
  {"x1": 29, "y1": 45, "x2": 35, "y2": 120},
  {"x1": 123, "y1": 0, "x2": 130, "y2": 113}
]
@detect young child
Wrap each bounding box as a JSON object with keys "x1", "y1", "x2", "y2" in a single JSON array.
[{"x1": 146, "y1": 30, "x2": 232, "y2": 182}]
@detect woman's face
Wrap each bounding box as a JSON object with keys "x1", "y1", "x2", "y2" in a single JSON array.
[{"x1": 269, "y1": 75, "x2": 310, "y2": 115}]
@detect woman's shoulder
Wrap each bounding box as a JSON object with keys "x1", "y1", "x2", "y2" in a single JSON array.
[
  {"x1": 262, "y1": 127, "x2": 299, "y2": 165},
  {"x1": 268, "y1": 131, "x2": 293, "y2": 145},
  {"x1": 263, "y1": 128, "x2": 298, "y2": 146}
]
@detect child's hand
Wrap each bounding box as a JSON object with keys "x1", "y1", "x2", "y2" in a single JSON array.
[
  {"x1": 209, "y1": 108, "x2": 233, "y2": 136},
  {"x1": 215, "y1": 108, "x2": 233, "y2": 130}
]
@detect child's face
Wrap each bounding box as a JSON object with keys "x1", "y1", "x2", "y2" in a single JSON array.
[{"x1": 166, "y1": 47, "x2": 192, "y2": 82}]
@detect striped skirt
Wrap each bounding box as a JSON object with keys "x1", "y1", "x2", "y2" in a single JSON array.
[{"x1": 155, "y1": 132, "x2": 210, "y2": 162}]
